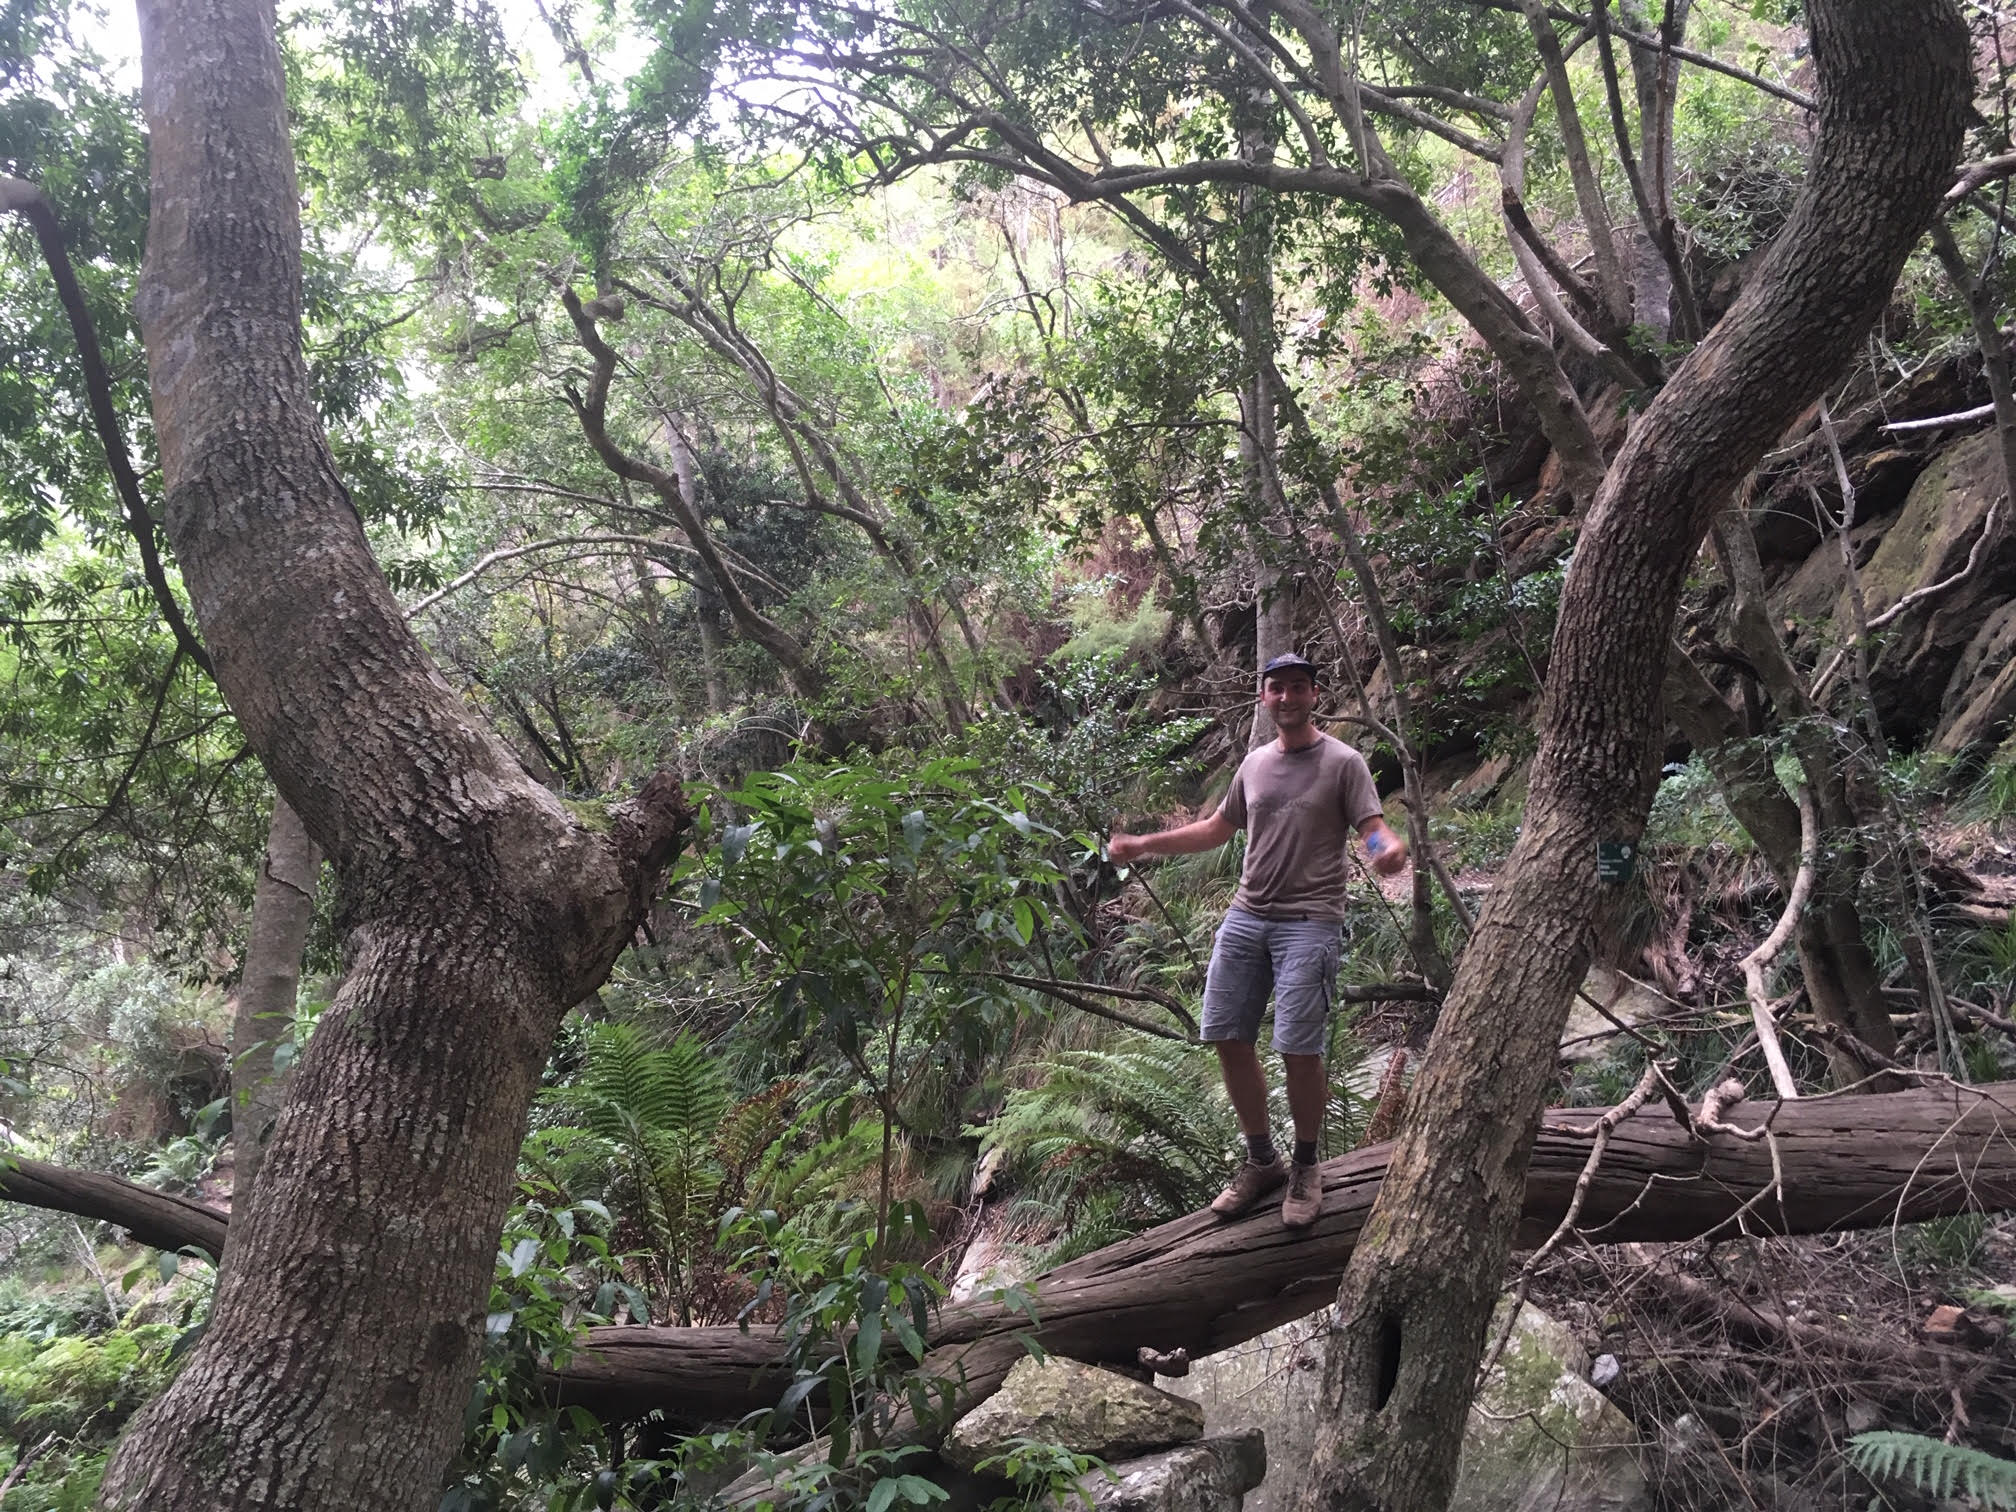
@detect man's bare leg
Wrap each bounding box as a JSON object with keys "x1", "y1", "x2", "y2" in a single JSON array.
[
  {"x1": 1209, "y1": 1039, "x2": 1287, "y2": 1218},
  {"x1": 1283, "y1": 1053, "x2": 1327, "y2": 1146},
  {"x1": 1214, "y1": 1039, "x2": 1273, "y2": 1136}
]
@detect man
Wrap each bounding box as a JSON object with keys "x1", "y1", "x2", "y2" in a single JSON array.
[{"x1": 1108, "y1": 652, "x2": 1407, "y2": 1228}]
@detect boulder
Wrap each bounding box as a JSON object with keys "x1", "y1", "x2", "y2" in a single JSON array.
[
  {"x1": 1453, "y1": 1301, "x2": 1651, "y2": 1512},
  {"x1": 1071, "y1": 1432, "x2": 1266, "y2": 1512},
  {"x1": 1160, "y1": 1313, "x2": 1327, "y2": 1512},
  {"x1": 1167, "y1": 1302, "x2": 1650, "y2": 1512},
  {"x1": 1839, "y1": 429, "x2": 2016, "y2": 741},
  {"x1": 943, "y1": 1356, "x2": 1205, "y2": 1472},
  {"x1": 1558, "y1": 966, "x2": 1667, "y2": 1065},
  {"x1": 1935, "y1": 599, "x2": 2016, "y2": 755}
]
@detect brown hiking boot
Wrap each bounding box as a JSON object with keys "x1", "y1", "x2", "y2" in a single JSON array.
[
  {"x1": 1210, "y1": 1156, "x2": 1287, "y2": 1218},
  {"x1": 1281, "y1": 1159, "x2": 1323, "y2": 1229}
]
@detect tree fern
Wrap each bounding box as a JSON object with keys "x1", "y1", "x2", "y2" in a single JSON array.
[
  {"x1": 978, "y1": 1042, "x2": 1238, "y2": 1228},
  {"x1": 537, "y1": 1024, "x2": 732, "y2": 1322},
  {"x1": 1850, "y1": 1431, "x2": 2016, "y2": 1506}
]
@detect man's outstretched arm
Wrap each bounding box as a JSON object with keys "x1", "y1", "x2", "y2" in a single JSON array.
[{"x1": 1108, "y1": 811, "x2": 1236, "y2": 864}]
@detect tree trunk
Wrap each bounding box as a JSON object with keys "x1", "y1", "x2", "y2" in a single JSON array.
[
  {"x1": 1236, "y1": 59, "x2": 1290, "y2": 753},
  {"x1": 1296, "y1": 7, "x2": 1969, "y2": 1511},
  {"x1": 98, "y1": 3, "x2": 689, "y2": 1506},
  {"x1": 551, "y1": 1076, "x2": 2016, "y2": 1422},
  {"x1": 1712, "y1": 511, "x2": 1901, "y2": 1073},
  {"x1": 695, "y1": 590, "x2": 731, "y2": 714},
  {"x1": 229, "y1": 795, "x2": 320, "y2": 1212}
]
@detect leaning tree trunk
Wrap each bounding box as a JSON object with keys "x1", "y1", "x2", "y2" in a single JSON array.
[
  {"x1": 1297, "y1": 7, "x2": 1971, "y2": 1512},
  {"x1": 228, "y1": 795, "x2": 320, "y2": 1212},
  {"x1": 97, "y1": 2, "x2": 688, "y2": 1507}
]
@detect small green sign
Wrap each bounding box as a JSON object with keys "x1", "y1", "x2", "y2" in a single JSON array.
[{"x1": 1597, "y1": 841, "x2": 1637, "y2": 883}]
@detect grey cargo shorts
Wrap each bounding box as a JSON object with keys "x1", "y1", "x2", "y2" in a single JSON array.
[{"x1": 1199, "y1": 906, "x2": 1341, "y2": 1056}]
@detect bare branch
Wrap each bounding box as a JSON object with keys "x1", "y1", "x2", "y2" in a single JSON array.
[
  {"x1": 402, "y1": 534, "x2": 702, "y2": 619},
  {"x1": 1948, "y1": 152, "x2": 2016, "y2": 204},
  {"x1": 1880, "y1": 402, "x2": 1996, "y2": 432},
  {"x1": 1742, "y1": 784, "x2": 1816, "y2": 1101}
]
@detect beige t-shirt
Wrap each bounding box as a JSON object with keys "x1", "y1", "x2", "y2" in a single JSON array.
[{"x1": 1218, "y1": 733, "x2": 1383, "y2": 922}]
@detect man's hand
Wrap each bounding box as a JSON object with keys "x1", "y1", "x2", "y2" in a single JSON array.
[
  {"x1": 1363, "y1": 822, "x2": 1409, "y2": 877},
  {"x1": 1107, "y1": 830, "x2": 1149, "y2": 865}
]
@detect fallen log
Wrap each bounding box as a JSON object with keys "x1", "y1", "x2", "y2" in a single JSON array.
[
  {"x1": 7, "y1": 1084, "x2": 2014, "y2": 1424},
  {"x1": 0, "y1": 1154, "x2": 228, "y2": 1260},
  {"x1": 553, "y1": 1078, "x2": 2016, "y2": 1421}
]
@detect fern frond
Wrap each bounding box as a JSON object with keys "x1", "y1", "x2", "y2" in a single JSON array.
[{"x1": 1850, "y1": 1431, "x2": 2016, "y2": 1507}]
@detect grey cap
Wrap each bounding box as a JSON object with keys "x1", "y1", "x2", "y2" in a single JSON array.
[{"x1": 1261, "y1": 652, "x2": 1320, "y2": 682}]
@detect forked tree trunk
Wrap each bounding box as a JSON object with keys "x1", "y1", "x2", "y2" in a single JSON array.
[
  {"x1": 229, "y1": 795, "x2": 320, "y2": 1210},
  {"x1": 1298, "y1": 7, "x2": 1970, "y2": 1511},
  {"x1": 97, "y1": 2, "x2": 689, "y2": 1506}
]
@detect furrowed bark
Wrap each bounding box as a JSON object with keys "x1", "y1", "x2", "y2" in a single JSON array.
[
  {"x1": 552, "y1": 1077, "x2": 2016, "y2": 1421},
  {"x1": 1297, "y1": 5, "x2": 1970, "y2": 1511},
  {"x1": 99, "y1": 2, "x2": 690, "y2": 1506}
]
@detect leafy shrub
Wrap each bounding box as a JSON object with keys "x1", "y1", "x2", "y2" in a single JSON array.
[
  {"x1": 1057, "y1": 589, "x2": 1172, "y2": 664},
  {"x1": 0, "y1": 1319, "x2": 179, "y2": 1444},
  {"x1": 1645, "y1": 758, "x2": 1750, "y2": 851}
]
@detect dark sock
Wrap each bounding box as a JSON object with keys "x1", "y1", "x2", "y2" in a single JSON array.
[
  {"x1": 1244, "y1": 1132, "x2": 1278, "y2": 1165},
  {"x1": 1293, "y1": 1138, "x2": 1318, "y2": 1167}
]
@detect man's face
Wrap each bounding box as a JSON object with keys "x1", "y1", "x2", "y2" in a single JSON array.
[{"x1": 1261, "y1": 670, "x2": 1317, "y2": 727}]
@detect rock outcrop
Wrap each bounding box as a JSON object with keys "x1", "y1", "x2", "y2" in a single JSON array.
[
  {"x1": 943, "y1": 1356, "x2": 1205, "y2": 1472},
  {"x1": 1836, "y1": 429, "x2": 2016, "y2": 747},
  {"x1": 1072, "y1": 1432, "x2": 1266, "y2": 1512},
  {"x1": 1166, "y1": 1301, "x2": 1651, "y2": 1512}
]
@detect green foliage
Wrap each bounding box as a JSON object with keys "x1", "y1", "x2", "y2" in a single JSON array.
[
  {"x1": 723, "y1": 1202, "x2": 957, "y2": 1509},
  {"x1": 1848, "y1": 1430, "x2": 2016, "y2": 1506},
  {"x1": 974, "y1": 1438, "x2": 1109, "y2": 1512},
  {"x1": 1968, "y1": 755, "x2": 2016, "y2": 822},
  {"x1": 0, "y1": 1310, "x2": 182, "y2": 1506},
  {"x1": 985, "y1": 656, "x2": 1211, "y2": 844},
  {"x1": 440, "y1": 1182, "x2": 641, "y2": 1511},
  {"x1": 693, "y1": 755, "x2": 1072, "y2": 1246},
  {"x1": 1431, "y1": 800, "x2": 1523, "y2": 872},
  {"x1": 1057, "y1": 590, "x2": 1172, "y2": 665},
  {"x1": 1645, "y1": 758, "x2": 1752, "y2": 852},
  {"x1": 1898, "y1": 1213, "x2": 1991, "y2": 1274},
  {"x1": 978, "y1": 1042, "x2": 1235, "y2": 1256},
  {"x1": 533, "y1": 1022, "x2": 734, "y2": 1326}
]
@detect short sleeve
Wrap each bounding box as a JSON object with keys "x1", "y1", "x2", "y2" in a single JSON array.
[
  {"x1": 1335, "y1": 748, "x2": 1382, "y2": 829},
  {"x1": 1218, "y1": 760, "x2": 1249, "y2": 830}
]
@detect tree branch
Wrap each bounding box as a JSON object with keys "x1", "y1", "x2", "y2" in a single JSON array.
[
  {"x1": 1742, "y1": 783, "x2": 1817, "y2": 1101},
  {"x1": 0, "y1": 177, "x2": 214, "y2": 679}
]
